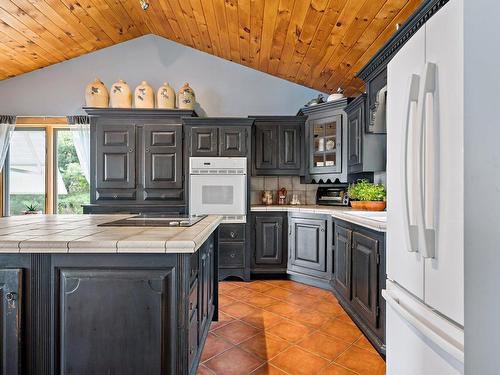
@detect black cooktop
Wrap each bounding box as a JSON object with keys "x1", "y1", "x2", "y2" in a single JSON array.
[{"x1": 98, "y1": 214, "x2": 207, "y2": 227}]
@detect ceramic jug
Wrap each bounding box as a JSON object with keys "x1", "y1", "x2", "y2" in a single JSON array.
[
  {"x1": 134, "y1": 81, "x2": 154, "y2": 108},
  {"x1": 85, "y1": 78, "x2": 109, "y2": 108},
  {"x1": 157, "y1": 82, "x2": 175, "y2": 109},
  {"x1": 110, "y1": 79, "x2": 132, "y2": 108},
  {"x1": 178, "y1": 83, "x2": 196, "y2": 110}
]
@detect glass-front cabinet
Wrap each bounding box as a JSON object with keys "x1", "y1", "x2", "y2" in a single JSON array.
[{"x1": 309, "y1": 114, "x2": 342, "y2": 174}]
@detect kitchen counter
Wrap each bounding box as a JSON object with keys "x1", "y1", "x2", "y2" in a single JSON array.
[
  {"x1": 0, "y1": 214, "x2": 223, "y2": 253},
  {"x1": 0, "y1": 214, "x2": 220, "y2": 373},
  {"x1": 251, "y1": 205, "x2": 386, "y2": 232}
]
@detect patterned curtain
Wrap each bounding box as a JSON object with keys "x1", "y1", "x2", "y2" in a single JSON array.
[{"x1": 67, "y1": 115, "x2": 90, "y2": 183}]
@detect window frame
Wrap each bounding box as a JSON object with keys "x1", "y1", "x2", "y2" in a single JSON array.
[{"x1": 1, "y1": 119, "x2": 70, "y2": 216}]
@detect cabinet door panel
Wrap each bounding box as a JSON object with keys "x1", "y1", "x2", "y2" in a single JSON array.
[
  {"x1": 351, "y1": 232, "x2": 379, "y2": 327},
  {"x1": 289, "y1": 218, "x2": 327, "y2": 274},
  {"x1": 347, "y1": 106, "x2": 362, "y2": 170},
  {"x1": 0, "y1": 269, "x2": 22, "y2": 375},
  {"x1": 56, "y1": 268, "x2": 174, "y2": 374},
  {"x1": 334, "y1": 225, "x2": 352, "y2": 301},
  {"x1": 191, "y1": 127, "x2": 218, "y2": 156},
  {"x1": 254, "y1": 125, "x2": 278, "y2": 170},
  {"x1": 144, "y1": 125, "x2": 182, "y2": 189},
  {"x1": 309, "y1": 116, "x2": 342, "y2": 174},
  {"x1": 220, "y1": 127, "x2": 247, "y2": 156},
  {"x1": 279, "y1": 125, "x2": 301, "y2": 170},
  {"x1": 255, "y1": 216, "x2": 283, "y2": 265},
  {"x1": 96, "y1": 124, "x2": 135, "y2": 189}
]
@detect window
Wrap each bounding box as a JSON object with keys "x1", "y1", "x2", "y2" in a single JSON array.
[
  {"x1": 55, "y1": 129, "x2": 90, "y2": 214},
  {"x1": 5, "y1": 129, "x2": 46, "y2": 215},
  {"x1": 3, "y1": 124, "x2": 90, "y2": 216}
]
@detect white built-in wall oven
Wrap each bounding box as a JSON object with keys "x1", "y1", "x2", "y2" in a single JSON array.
[{"x1": 189, "y1": 157, "x2": 247, "y2": 223}]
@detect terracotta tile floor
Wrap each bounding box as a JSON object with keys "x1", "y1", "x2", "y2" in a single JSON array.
[{"x1": 198, "y1": 280, "x2": 386, "y2": 375}]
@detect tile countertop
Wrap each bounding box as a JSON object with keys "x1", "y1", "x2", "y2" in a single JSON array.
[
  {"x1": 0, "y1": 214, "x2": 223, "y2": 254},
  {"x1": 251, "y1": 205, "x2": 386, "y2": 232}
]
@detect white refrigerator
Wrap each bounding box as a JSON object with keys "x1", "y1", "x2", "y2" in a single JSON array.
[{"x1": 385, "y1": 0, "x2": 464, "y2": 374}]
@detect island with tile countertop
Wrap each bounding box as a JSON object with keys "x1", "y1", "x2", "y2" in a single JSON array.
[{"x1": 0, "y1": 214, "x2": 222, "y2": 375}]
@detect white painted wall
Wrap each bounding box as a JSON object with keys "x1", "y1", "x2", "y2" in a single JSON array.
[{"x1": 0, "y1": 35, "x2": 324, "y2": 117}]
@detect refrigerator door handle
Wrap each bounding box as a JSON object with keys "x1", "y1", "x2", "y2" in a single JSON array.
[
  {"x1": 420, "y1": 62, "x2": 439, "y2": 259},
  {"x1": 402, "y1": 74, "x2": 421, "y2": 252},
  {"x1": 382, "y1": 289, "x2": 464, "y2": 363}
]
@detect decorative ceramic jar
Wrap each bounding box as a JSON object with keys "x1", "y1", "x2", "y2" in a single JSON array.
[
  {"x1": 85, "y1": 78, "x2": 109, "y2": 108},
  {"x1": 157, "y1": 82, "x2": 175, "y2": 109},
  {"x1": 178, "y1": 82, "x2": 196, "y2": 110},
  {"x1": 134, "y1": 81, "x2": 154, "y2": 108},
  {"x1": 110, "y1": 80, "x2": 132, "y2": 108}
]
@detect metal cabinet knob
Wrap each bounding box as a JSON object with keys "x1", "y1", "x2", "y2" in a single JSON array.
[
  {"x1": 230, "y1": 231, "x2": 236, "y2": 238},
  {"x1": 145, "y1": 148, "x2": 150, "y2": 153},
  {"x1": 129, "y1": 148, "x2": 133, "y2": 153},
  {"x1": 230, "y1": 253, "x2": 235, "y2": 258},
  {"x1": 321, "y1": 228, "x2": 325, "y2": 232},
  {"x1": 113, "y1": 194, "x2": 118, "y2": 199},
  {"x1": 5, "y1": 292, "x2": 15, "y2": 302}
]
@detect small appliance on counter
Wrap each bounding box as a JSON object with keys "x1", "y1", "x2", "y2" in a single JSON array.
[{"x1": 316, "y1": 185, "x2": 349, "y2": 206}]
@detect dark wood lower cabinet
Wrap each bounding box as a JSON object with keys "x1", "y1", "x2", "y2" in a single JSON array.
[
  {"x1": 218, "y1": 223, "x2": 250, "y2": 281},
  {"x1": 332, "y1": 219, "x2": 386, "y2": 355},
  {"x1": 0, "y1": 231, "x2": 218, "y2": 375},
  {"x1": 287, "y1": 212, "x2": 332, "y2": 284},
  {"x1": 251, "y1": 212, "x2": 288, "y2": 275},
  {"x1": 0, "y1": 269, "x2": 22, "y2": 375}
]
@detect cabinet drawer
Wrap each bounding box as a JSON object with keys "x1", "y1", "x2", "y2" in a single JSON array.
[
  {"x1": 189, "y1": 282, "x2": 198, "y2": 320},
  {"x1": 219, "y1": 224, "x2": 245, "y2": 241},
  {"x1": 219, "y1": 243, "x2": 245, "y2": 268},
  {"x1": 95, "y1": 189, "x2": 136, "y2": 201},
  {"x1": 188, "y1": 315, "x2": 198, "y2": 370}
]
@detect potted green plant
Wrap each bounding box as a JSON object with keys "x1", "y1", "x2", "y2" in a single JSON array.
[
  {"x1": 23, "y1": 201, "x2": 42, "y2": 215},
  {"x1": 348, "y1": 179, "x2": 386, "y2": 211}
]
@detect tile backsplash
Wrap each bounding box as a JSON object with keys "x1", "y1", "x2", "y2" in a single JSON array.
[{"x1": 250, "y1": 176, "x2": 318, "y2": 205}]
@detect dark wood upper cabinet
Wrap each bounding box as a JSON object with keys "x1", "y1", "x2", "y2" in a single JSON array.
[
  {"x1": 96, "y1": 123, "x2": 136, "y2": 190},
  {"x1": 334, "y1": 224, "x2": 352, "y2": 301},
  {"x1": 278, "y1": 125, "x2": 301, "y2": 170},
  {"x1": 251, "y1": 116, "x2": 305, "y2": 176},
  {"x1": 144, "y1": 124, "x2": 182, "y2": 189},
  {"x1": 345, "y1": 94, "x2": 386, "y2": 174},
  {"x1": 299, "y1": 99, "x2": 349, "y2": 183},
  {"x1": 351, "y1": 231, "x2": 379, "y2": 327},
  {"x1": 287, "y1": 213, "x2": 332, "y2": 280},
  {"x1": 190, "y1": 126, "x2": 219, "y2": 157},
  {"x1": 220, "y1": 127, "x2": 247, "y2": 156},
  {"x1": 0, "y1": 269, "x2": 22, "y2": 375},
  {"x1": 85, "y1": 108, "x2": 196, "y2": 213},
  {"x1": 184, "y1": 118, "x2": 254, "y2": 159},
  {"x1": 254, "y1": 124, "x2": 278, "y2": 171},
  {"x1": 347, "y1": 101, "x2": 363, "y2": 170}
]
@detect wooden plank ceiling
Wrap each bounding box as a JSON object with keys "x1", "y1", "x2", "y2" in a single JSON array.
[{"x1": 0, "y1": 0, "x2": 422, "y2": 96}]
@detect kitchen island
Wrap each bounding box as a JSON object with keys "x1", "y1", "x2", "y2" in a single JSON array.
[{"x1": 0, "y1": 214, "x2": 222, "y2": 375}]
